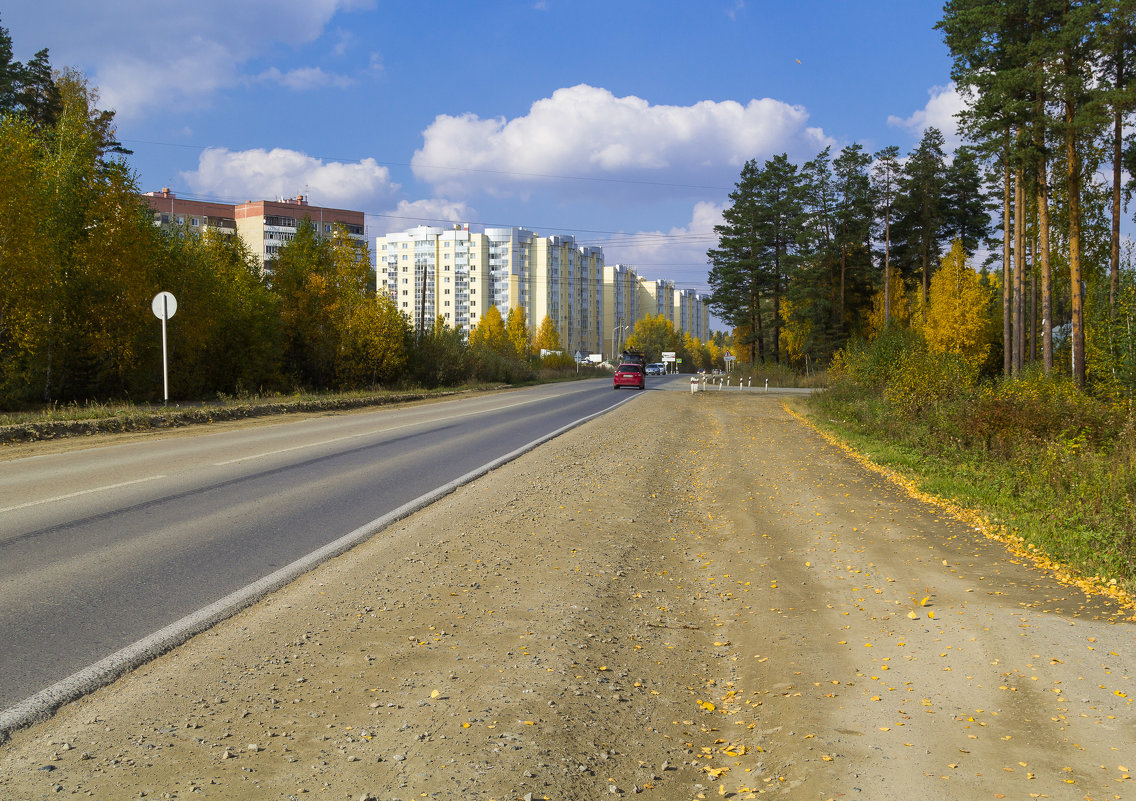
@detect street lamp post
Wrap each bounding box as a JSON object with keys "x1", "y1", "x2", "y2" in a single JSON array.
[{"x1": 612, "y1": 322, "x2": 628, "y2": 361}]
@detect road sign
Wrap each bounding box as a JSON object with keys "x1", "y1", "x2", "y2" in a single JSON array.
[
  {"x1": 151, "y1": 291, "x2": 177, "y2": 320},
  {"x1": 152, "y1": 292, "x2": 177, "y2": 405}
]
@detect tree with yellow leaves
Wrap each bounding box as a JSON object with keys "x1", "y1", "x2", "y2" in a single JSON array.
[
  {"x1": 336, "y1": 292, "x2": 409, "y2": 388},
  {"x1": 505, "y1": 305, "x2": 531, "y2": 359},
  {"x1": 535, "y1": 314, "x2": 561, "y2": 352},
  {"x1": 923, "y1": 239, "x2": 996, "y2": 369},
  {"x1": 866, "y1": 269, "x2": 914, "y2": 338},
  {"x1": 469, "y1": 304, "x2": 508, "y2": 356},
  {"x1": 626, "y1": 314, "x2": 676, "y2": 362}
]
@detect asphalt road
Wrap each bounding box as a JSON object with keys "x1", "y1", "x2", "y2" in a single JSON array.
[{"x1": 0, "y1": 377, "x2": 689, "y2": 712}]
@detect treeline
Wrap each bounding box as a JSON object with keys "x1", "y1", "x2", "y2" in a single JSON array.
[
  {"x1": 623, "y1": 313, "x2": 729, "y2": 371},
  {"x1": 710, "y1": 1, "x2": 1136, "y2": 399},
  {"x1": 0, "y1": 22, "x2": 603, "y2": 408},
  {"x1": 707, "y1": 131, "x2": 991, "y2": 369},
  {"x1": 0, "y1": 75, "x2": 562, "y2": 409}
]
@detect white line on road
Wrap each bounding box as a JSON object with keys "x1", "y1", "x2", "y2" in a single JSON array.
[
  {"x1": 0, "y1": 391, "x2": 637, "y2": 743},
  {"x1": 212, "y1": 396, "x2": 551, "y2": 466},
  {"x1": 0, "y1": 475, "x2": 168, "y2": 514}
]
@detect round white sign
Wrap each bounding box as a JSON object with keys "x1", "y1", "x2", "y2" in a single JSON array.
[{"x1": 152, "y1": 291, "x2": 178, "y2": 320}]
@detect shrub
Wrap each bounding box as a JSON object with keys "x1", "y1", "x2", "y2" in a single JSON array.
[
  {"x1": 967, "y1": 368, "x2": 1122, "y2": 454},
  {"x1": 830, "y1": 325, "x2": 926, "y2": 392},
  {"x1": 883, "y1": 347, "x2": 979, "y2": 418}
]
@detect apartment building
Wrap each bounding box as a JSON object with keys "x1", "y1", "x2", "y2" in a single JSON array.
[
  {"x1": 529, "y1": 234, "x2": 604, "y2": 354},
  {"x1": 674, "y1": 288, "x2": 710, "y2": 342},
  {"x1": 140, "y1": 190, "x2": 366, "y2": 269},
  {"x1": 637, "y1": 278, "x2": 676, "y2": 325},
  {"x1": 376, "y1": 224, "x2": 487, "y2": 334},
  {"x1": 377, "y1": 223, "x2": 712, "y2": 358},
  {"x1": 142, "y1": 188, "x2": 237, "y2": 236},
  {"x1": 376, "y1": 225, "x2": 605, "y2": 355},
  {"x1": 603, "y1": 264, "x2": 639, "y2": 359},
  {"x1": 235, "y1": 196, "x2": 365, "y2": 267}
]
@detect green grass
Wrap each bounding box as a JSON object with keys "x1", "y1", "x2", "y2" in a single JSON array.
[{"x1": 809, "y1": 389, "x2": 1136, "y2": 600}]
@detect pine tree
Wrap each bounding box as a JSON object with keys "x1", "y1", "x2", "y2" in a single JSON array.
[
  {"x1": 17, "y1": 48, "x2": 60, "y2": 129},
  {"x1": 1098, "y1": 0, "x2": 1136, "y2": 309},
  {"x1": 0, "y1": 14, "x2": 20, "y2": 114},
  {"x1": 942, "y1": 145, "x2": 992, "y2": 256},
  {"x1": 708, "y1": 159, "x2": 766, "y2": 363},
  {"x1": 832, "y1": 143, "x2": 875, "y2": 338},
  {"x1": 892, "y1": 127, "x2": 949, "y2": 308},
  {"x1": 872, "y1": 145, "x2": 902, "y2": 325}
]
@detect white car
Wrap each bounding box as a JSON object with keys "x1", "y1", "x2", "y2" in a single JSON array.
[{"x1": 646, "y1": 363, "x2": 665, "y2": 375}]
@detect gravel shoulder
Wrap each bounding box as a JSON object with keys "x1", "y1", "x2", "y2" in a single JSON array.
[{"x1": 1, "y1": 390, "x2": 1133, "y2": 800}]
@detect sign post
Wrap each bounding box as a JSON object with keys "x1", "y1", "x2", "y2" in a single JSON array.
[{"x1": 151, "y1": 291, "x2": 178, "y2": 406}]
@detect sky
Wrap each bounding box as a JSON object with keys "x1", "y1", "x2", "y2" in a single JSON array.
[{"x1": 4, "y1": 1, "x2": 965, "y2": 328}]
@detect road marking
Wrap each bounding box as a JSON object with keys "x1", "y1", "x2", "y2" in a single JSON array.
[
  {"x1": 0, "y1": 389, "x2": 632, "y2": 741},
  {"x1": 0, "y1": 475, "x2": 168, "y2": 514},
  {"x1": 212, "y1": 396, "x2": 548, "y2": 466}
]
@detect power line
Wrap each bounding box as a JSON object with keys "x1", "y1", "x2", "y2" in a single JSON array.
[{"x1": 149, "y1": 188, "x2": 722, "y2": 254}]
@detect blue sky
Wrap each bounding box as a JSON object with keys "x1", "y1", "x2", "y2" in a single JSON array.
[{"x1": 4, "y1": 1, "x2": 963, "y2": 308}]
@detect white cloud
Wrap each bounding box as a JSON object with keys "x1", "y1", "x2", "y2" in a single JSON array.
[
  {"x1": 887, "y1": 83, "x2": 968, "y2": 151},
  {"x1": 181, "y1": 147, "x2": 399, "y2": 211},
  {"x1": 253, "y1": 66, "x2": 354, "y2": 91},
  {"x1": 412, "y1": 84, "x2": 834, "y2": 200},
  {"x1": 6, "y1": 1, "x2": 367, "y2": 119},
  {"x1": 369, "y1": 198, "x2": 477, "y2": 237},
  {"x1": 603, "y1": 201, "x2": 725, "y2": 292}
]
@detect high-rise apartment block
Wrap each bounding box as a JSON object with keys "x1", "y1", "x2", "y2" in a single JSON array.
[
  {"x1": 141, "y1": 190, "x2": 365, "y2": 269},
  {"x1": 377, "y1": 225, "x2": 709, "y2": 357}
]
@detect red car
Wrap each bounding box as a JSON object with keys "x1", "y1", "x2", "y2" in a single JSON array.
[{"x1": 613, "y1": 363, "x2": 645, "y2": 390}]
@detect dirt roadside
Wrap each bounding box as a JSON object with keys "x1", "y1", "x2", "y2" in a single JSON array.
[{"x1": 0, "y1": 391, "x2": 1133, "y2": 800}]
